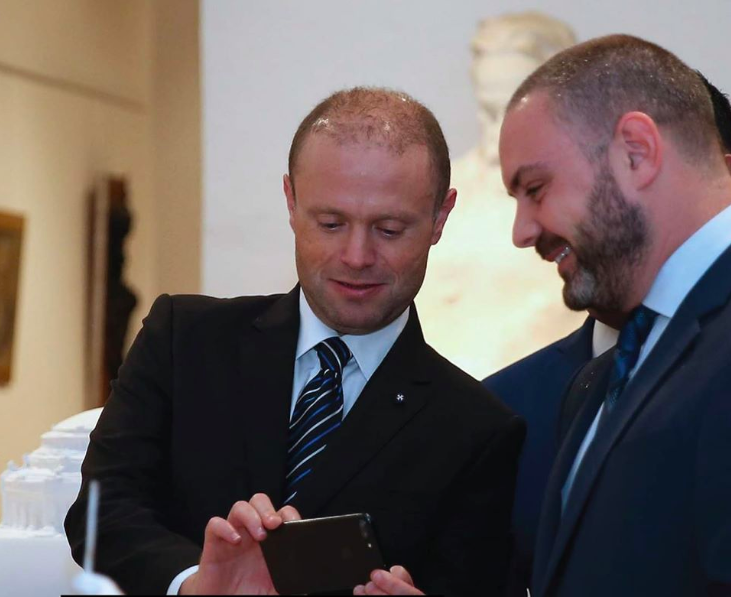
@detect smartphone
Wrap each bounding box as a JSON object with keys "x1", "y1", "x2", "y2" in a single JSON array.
[{"x1": 260, "y1": 512, "x2": 386, "y2": 595}]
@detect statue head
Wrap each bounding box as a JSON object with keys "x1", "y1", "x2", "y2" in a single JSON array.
[{"x1": 470, "y1": 12, "x2": 576, "y2": 120}]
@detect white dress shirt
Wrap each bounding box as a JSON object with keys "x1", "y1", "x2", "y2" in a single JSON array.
[
  {"x1": 291, "y1": 290, "x2": 409, "y2": 418},
  {"x1": 561, "y1": 203, "x2": 731, "y2": 511},
  {"x1": 168, "y1": 290, "x2": 409, "y2": 594}
]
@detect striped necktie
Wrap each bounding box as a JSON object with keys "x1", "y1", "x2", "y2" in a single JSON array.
[{"x1": 284, "y1": 336, "x2": 352, "y2": 504}]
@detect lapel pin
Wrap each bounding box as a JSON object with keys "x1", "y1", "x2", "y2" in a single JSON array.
[{"x1": 394, "y1": 393, "x2": 405, "y2": 405}]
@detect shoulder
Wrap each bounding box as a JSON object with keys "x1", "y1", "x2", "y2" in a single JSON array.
[
  {"x1": 147, "y1": 292, "x2": 284, "y2": 325},
  {"x1": 139, "y1": 293, "x2": 288, "y2": 347},
  {"x1": 422, "y1": 343, "x2": 524, "y2": 435},
  {"x1": 483, "y1": 319, "x2": 594, "y2": 398}
]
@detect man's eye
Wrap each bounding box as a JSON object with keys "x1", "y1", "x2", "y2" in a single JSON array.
[
  {"x1": 319, "y1": 222, "x2": 341, "y2": 231},
  {"x1": 526, "y1": 185, "x2": 543, "y2": 199},
  {"x1": 379, "y1": 228, "x2": 404, "y2": 238}
]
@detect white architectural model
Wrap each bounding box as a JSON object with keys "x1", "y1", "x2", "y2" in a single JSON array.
[
  {"x1": 0, "y1": 408, "x2": 103, "y2": 595},
  {"x1": 417, "y1": 12, "x2": 586, "y2": 377}
]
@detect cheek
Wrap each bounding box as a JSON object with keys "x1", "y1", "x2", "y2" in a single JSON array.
[
  {"x1": 296, "y1": 235, "x2": 332, "y2": 272},
  {"x1": 380, "y1": 242, "x2": 429, "y2": 280}
]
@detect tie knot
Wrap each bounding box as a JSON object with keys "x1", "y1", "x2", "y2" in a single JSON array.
[
  {"x1": 617, "y1": 305, "x2": 657, "y2": 355},
  {"x1": 315, "y1": 337, "x2": 352, "y2": 375}
]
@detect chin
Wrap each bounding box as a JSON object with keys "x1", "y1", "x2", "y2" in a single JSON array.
[
  {"x1": 322, "y1": 309, "x2": 376, "y2": 335},
  {"x1": 562, "y1": 274, "x2": 597, "y2": 312}
]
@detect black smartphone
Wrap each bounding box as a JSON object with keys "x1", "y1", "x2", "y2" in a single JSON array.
[{"x1": 260, "y1": 512, "x2": 386, "y2": 595}]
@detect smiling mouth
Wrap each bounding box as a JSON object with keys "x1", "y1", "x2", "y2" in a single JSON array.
[
  {"x1": 555, "y1": 246, "x2": 572, "y2": 264},
  {"x1": 334, "y1": 281, "x2": 383, "y2": 289}
]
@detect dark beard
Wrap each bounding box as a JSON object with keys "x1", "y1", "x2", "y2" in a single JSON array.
[{"x1": 563, "y1": 164, "x2": 650, "y2": 312}]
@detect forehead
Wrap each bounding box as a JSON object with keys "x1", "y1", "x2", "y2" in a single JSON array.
[
  {"x1": 499, "y1": 93, "x2": 587, "y2": 191},
  {"x1": 294, "y1": 134, "x2": 434, "y2": 206}
]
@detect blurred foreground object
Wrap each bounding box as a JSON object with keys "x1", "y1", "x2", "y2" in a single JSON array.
[{"x1": 71, "y1": 480, "x2": 124, "y2": 595}]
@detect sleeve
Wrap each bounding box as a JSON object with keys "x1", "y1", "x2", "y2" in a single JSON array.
[
  {"x1": 168, "y1": 566, "x2": 199, "y2": 595},
  {"x1": 694, "y1": 385, "x2": 731, "y2": 595},
  {"x1": 64, "y1": 294, "x2": 203, "y2": 595},
  {"x1": 413, "y1": 414, "x2": 526, "y2": 597}
]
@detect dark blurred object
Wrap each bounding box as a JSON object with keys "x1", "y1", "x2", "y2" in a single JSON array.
[
  {"x1": 0, "y1": 211, "x2": 24, "y2": 386},
  {"x1": 86, "y1": 177, "x2": 137, "y2": 407},
  {"x1": 697, "y1": 70, "x2": 731, "y2": 153}
]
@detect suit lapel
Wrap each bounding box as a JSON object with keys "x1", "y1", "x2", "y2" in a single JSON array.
[
  {"x1": 532, "y1": 351, "x2": 613, "y2": 596},
  {"x1": 291, "y1": 307, "x2": 432, "y2": 517},
  {"x1": 556, "y1": 316, "x2": 595, "y2": 363},
  {"x1": 537, "y1": 243, "x2": 731, "y2": 596},
  {"x1": 238, "y1": 287, "x2": 300, "y2": 508}
]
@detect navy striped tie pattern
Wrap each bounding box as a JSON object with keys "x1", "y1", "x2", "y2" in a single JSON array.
[
  {"x1": 284, "y1": 337, "x2": 351, "y2": 504},
  {"x1": 604, "y1": 305, "x2": 657, "y2": 414}
]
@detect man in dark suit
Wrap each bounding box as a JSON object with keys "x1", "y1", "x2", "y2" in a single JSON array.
[
  {"x1": 495, "y1": 35, "x2": 731, "y2": 596},
  {"x1": 65, "y1": 87, "x2": 525, "y2": 596},
  {"x1": 482, "y1": 73, "x2": 731, "y2": 597},
  {"x1": 482, "y1": 317, "x2": 594, "y2": 594}
]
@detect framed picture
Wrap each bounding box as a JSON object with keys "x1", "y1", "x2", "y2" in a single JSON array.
[{"x1": 0, "y1": 211, "x2": 24, "y2": 386}]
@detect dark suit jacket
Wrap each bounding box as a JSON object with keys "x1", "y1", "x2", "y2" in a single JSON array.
[
  {"x1": 483, "y1": 318, "x2": 594, "y2": 595},
  {"x1": 532, "y1": 246, "x2": 731, "y2": 597},
  {"x1": 65, "y1": 289, "x2": 525, "y2": 595}
]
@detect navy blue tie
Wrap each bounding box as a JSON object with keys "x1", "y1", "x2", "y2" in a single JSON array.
[
  {"x1": 284, "y1": 337, "x2": 352, "y2": 504},
  {"x1": 604, "y1": 305, "x2": 658, "y2": 414}
]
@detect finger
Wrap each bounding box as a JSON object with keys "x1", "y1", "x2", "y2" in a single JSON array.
[
  {"x1": 353, "y1": 585, "x2": 366, "y2": 595},
  {"x1": 278, "y1": 505, "x2": 302, "y2": 522},
  {"x1": 364, "y1": 581, "x2": 388, "y2": 595},
  {"x1": 227, "y1": 501, "x2": 267, "y2": 541},
  {"x1": 204, "y1": 516, "x2": 241, "y2": 545},
  {"x1": 389, "y1": 566, "x2": 414, "y2": 586},
  {"x1": 370, "y1": 569, "x2": 424, "y2": 595},
  {"x1": 250, "y1": 493, "x2": 281, "y2": 529}
]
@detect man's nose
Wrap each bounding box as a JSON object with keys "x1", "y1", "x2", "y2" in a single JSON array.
[
  {"x1": 341, "y1": 229, "x2": 376, "y2": 270},
  {"x1": 512, "y1": 199, "x2": 541, "y2": 249}
]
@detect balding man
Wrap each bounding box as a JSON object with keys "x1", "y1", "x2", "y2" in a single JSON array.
[{"x1": 65, "y1": 87, "x2": 524, "y2": 596}]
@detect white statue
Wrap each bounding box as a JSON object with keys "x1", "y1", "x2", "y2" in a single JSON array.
[{"x1": 417, "y1": 12, "x2": 585, "y2": 378}]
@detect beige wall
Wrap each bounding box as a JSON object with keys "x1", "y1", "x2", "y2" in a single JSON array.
[
  {"x1": 0, "y1": 0, "x2": 201, "y2": 491},
  {"x1": 152, "y1": 0, "x2": 201, "y2": 295}
]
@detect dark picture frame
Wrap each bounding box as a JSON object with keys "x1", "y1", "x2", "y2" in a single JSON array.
[{"x1": 0, "y1": 211, "x2": 24, "y2": 386}]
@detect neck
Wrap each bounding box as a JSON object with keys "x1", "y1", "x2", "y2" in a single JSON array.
[
  {"x1": 477, "y1": 109, "x2": 504, "y2": 166},
  {"x1": 624, "y1": 163, "x2": 731, "y2": 311}
]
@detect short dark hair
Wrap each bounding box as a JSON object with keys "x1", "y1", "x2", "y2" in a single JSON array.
[
  {"x1": 697, "y1": 71, "x2": 731, "y2": 154},
  {"x1": 288, "y1": 87, "x2": 451, "y2": 210},
  {"x1": 508, "y1": 34, "x2": 718, "y2": 163}
]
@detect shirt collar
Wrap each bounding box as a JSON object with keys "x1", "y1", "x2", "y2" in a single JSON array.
[
  {"x1": 591, "y1": 320, "x2": 619, "y2": 357},
  {"x1": 643, "y1": 203, "x2": 731, "y2": 319},
  {"x1": 296, "y1": 289, "x2": 410, "y2": 380}
]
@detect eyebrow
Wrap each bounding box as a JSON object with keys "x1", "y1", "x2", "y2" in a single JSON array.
[
  {"x1": 312, "y1": 208, "x2": 418, "y2": 223},
  {"x1": 508, "y1": 162, "x2": 549, "y2": 196}
]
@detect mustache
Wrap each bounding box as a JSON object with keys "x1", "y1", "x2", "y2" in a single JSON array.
[{"x1": 535, "y1": 232, "x2": 570, "y2": 261}]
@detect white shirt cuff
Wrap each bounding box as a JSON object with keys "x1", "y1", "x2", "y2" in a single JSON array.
[{"x1": 167, "y1": 565, "x2": 199, "y2": 595}]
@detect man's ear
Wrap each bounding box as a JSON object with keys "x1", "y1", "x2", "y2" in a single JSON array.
[
  {"x1": 430, "y1": 188, "x2": 457, "y2": 245},
  {"x1": 610, "y1": 111, "x2": 663, "y2": 190},
  {"x1": 283, "y1": 174, "x2": 296, "y2": 230}
]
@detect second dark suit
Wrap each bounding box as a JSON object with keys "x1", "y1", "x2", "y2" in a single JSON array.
[
  {"x1": 65, "y1": 288, "x2": 525, "y2": 595},
  {"x1": 483, "y1": 318, "x2": 594, "y2": 595}
]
